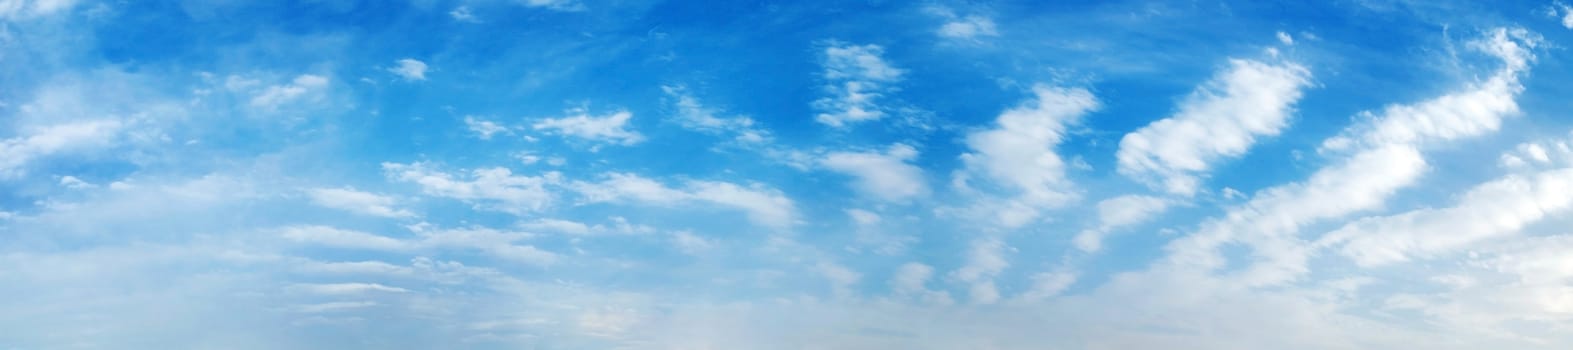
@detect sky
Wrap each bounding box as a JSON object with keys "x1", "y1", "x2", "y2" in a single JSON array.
[{"x1": 4, "y1": 0, "x2": 1573, "y2": 349}]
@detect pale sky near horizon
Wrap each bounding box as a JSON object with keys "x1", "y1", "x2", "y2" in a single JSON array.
[{"x1": 5, "y1": 0, "x2": 1573, "y2": 349}]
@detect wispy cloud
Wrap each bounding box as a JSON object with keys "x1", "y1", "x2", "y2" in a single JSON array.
[
  {"x1": 533, "y1": 109, "x2": 644, "y2": 146},
  {"x1": 814, "y1": 43, "x2": 904, "y2": 127}
]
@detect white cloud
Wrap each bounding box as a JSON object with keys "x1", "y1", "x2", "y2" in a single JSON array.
[
  {"x1": 464, "y1": 116, "x2": 510, "y2": 140},
  {"x1": 1321, "y1": 28, "x2": 1535, "y2": 152},
  {"x1": 306, "y1": 187, "x2": 414, "y2": 218},
  {"x1": 891, "y1": 262, "x2": 953, "y2": 305},
  {"x1": 289, "y1": 282, "x2": 410, "y2": 295},
  {"x1": 1323, "y1": 167, "x2": 1573, "y2": 267},
  {"x1": 250, "y1": 74, "x2": 329, "y2": 109},
  {"x1": 407, "y1": 224, "x2": 556, "y2": 265},
  {"x1": 449, "y1": 6, "x2": 477, "y2": 22},
  {"x1": 572, "y1": 172, "x2": 688, "y2": 204},
  {"x1": 518, "y1": 0, "x2": 583, "y2": 12},
  {"x1": 518, "y1": 218, "x2": 592, "y2": 235},
  {"x1": 662, "y1": 85, "x2": 770, "y2": 144},
  {"x1": 0, "y1": 120, "x2": 121, "y2": 178},
  {"x1": 1074, "y1": 195, "x2": 1171, "y2": 252},
  {"x1": 820, "y1": 144, "x2": 929, "y2": 202},
  {"x1": 278, "y1": 223, "x2": 555, "y2": 266},
  {"x1": 1556, "y1": 4, "x2": 1573, "y2": 29},
  {"x1": 533, "y1": 109, "x2": 644, "y2": 145},
  {"x1": 281, "y1": 225, "x2": 412, "y2": 251},
  {"x1": 0, "y1": 0, "x2": 78, "y2": 19},
  {"x1": 1150, "y1": 29, "x2": 1538, "y2": 288},
  {"x1": 1277, "y1": 31, "x2": 1294, "y2": 45},
  {"x1": 814, "y1": 43, "x2": 903, "y2": 127},
  {"x1": 817, "y1": 261, "x2": 861, "y2": 298},
  {"x1": 1166, "y1": 144, "x2": 1428, "y2": 286},
  {"x1": 58, "y1": 175, "x2": 95, "y2": 189},
  {"x1": 571, "y1": 173, "x2": 796, "y2": 229},
  {"x1": 939, "y1": 15, "x2": 999, "y2": 39},
  {"x1": 1017, "y1": 270, "x2": 1076, "y2": 302},
  {"x1": 956, "y1": 85, "x2": 1098, "y2": 227},
  {"x1": 686, "y1": 181, "x2": 796, "y2": 229},
  {"x1": 578, "y1": 307, "x2": 643, "y2": 338},
  {"x1": 1376, "y1": 234, "x2": 1573, "y2": 340},
  {"x1": 846, "y1": 208, "x2": 880, "y2": 225},
  {"x1": 383, "y1": 162, "x2": 561, "y2": 214},
  {"x1": 1117, "y1": 59, "x2": 1312, "y2": 195},
  {"x1": 1500, "y1": 131, "x2": 1573, "y2": 169},
  {"x1": 389, "y1": 58, "x2": 429, "y2": 81},
  {"x1": 952, "y1": 238, "x2": 1009, "y2": 304},
  {"x1": 516, "y1": 217, "x2": 653, "y2": 236},
  {"x1": 671, "y1": 231, "x2": 714, "y2": 255}
]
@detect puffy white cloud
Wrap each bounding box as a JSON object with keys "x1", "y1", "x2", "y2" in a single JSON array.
[
  {"x1": 814, "y1": 43, "x2": 903, "y2": 127},
  {"x1": 1074, "y1": 195, "x2": 1171, "y2": 252},
  {"x1": 517, "y1": 0, "x2": 583, "y2": 12},
  {"x1": 383, "y1": 162, "x2": 561, "y2": 214},
  {"x1": 388, "y1": 58, "x2": 428, "y2": 81},
  {"x1": 1500, "y1": 131, "x2": 1573, "y2": 169},
  {"x1": 1321, "y1": 28, "x2": 1535, "y2": 152},
  {"x1": 571, "y1": 173, "x2": 795, "y2": 229},
  {"x1": 449, "y1": 5, "x2": 477, "y2": 22},
  {"x1": 927, "y1": 6, "x2": 998, "y2": 40},
  {"x1": 956, "y1": 85, "x2": 1098, "y2": 227},
  {"x1": 820, "y1": 144, "x2": 929, "y2": 202},
  {"x1": 572, "y1": 172, "x2": 688, "y2": 204},
  {"x1": 1324, "y1": 167, "x2": 1573, "y2": 267},
  {"x1": 685, "y1": 181, "x2": 797, "y2": 229},
  {"x1": 1277, "y1": 31, "x2": 1294, "y2": 45},
  {"x1": 306, "y1": 187, "x2": 415, "y2": 218},
  {"x1": 891, "y1": 262, "x2": 952, "y2": 305},
  {"x1": 250, "y1": 74, "x2": 329, "y2": 109},
  {"x1": 939, "y1": 15, "x2": 998, "y2": 40},
  {"x1": 58, "y1": 175, "x2": 94, "y2": 189},
  {"x1": 662, "y1": 85, "x2": 771, "y2": 144},
  {"x1": 1016, "y1": 270, "x2": 1076, "y2": 302},
  {"x1": 1554, "y1": 4, "x2": 1573, "y2": 29},
  {"x1": 532, "y1": 109, "x2": 644, "y2": 145},
  {"x1": 0, "y1": 0, "x2": 78, "y2": 19},
  {"x1": 1117, "y1": 59, "x2": 1312, "y2": 195},
  {"x1": 463, "y1": 116, "x2": 510, "y2": 140},
  {"x1": 670, "y1": 230, "x2": 714, "y2": 255},
  {"x1": 0, "y1": 119, "x2": 121, "y2": 178},
  {"x1": 952, "y1": 238, "x2": 1009, "y2": 304},
  {"x1": 818, "y1": 261, "x2": 861, "y2": 298},
  {"x1": 846, "y1": 208, "x2": 881, "y2": 225}
]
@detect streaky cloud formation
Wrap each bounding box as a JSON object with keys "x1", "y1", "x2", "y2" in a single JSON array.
[
  {"x1": 5, "y1": 1, "x2": 1573, "y2": 349},
  {"x1": 1117, "y1": 58, "x2": 1312, "y2": 196}
]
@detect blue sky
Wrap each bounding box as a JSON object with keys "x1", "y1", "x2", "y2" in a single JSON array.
[{"x1": 5, "y1": 0, "x2": 1573, "y2": 348}]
